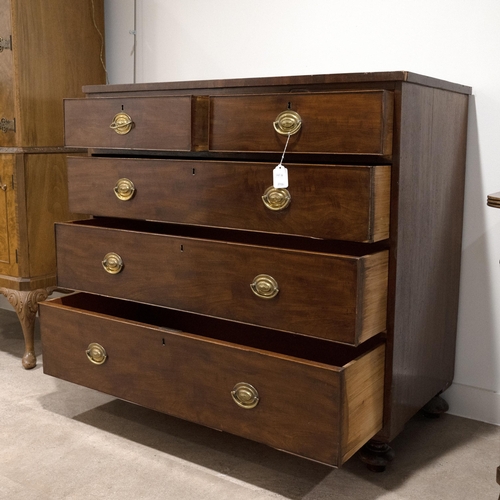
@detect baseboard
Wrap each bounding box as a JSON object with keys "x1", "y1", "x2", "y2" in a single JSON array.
[{"x1": 443, "y1": 383, "x2": 500, "y2": 426}]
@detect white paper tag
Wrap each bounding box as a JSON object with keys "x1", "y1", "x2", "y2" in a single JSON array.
[{"x1": 273, "y1": 164, "x2": 289, "y2": 188}]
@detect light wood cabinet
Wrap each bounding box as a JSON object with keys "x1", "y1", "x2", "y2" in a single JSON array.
[{"x1": 0, "y1": 0, "x2": 105, "y2": 368}]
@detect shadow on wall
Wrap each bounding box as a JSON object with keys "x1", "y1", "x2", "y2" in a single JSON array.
[{"x1": 444, "y1": 95, "x2": 500, "y2": 424}]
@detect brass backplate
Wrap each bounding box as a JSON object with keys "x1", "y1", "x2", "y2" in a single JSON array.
[{"x1": 110, "y1": 112, "x2": 133, "y2": 135}]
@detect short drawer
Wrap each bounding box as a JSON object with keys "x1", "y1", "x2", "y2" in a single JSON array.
[
  {"x1": 55, "y1": 219, "x2": 388, "y2": 345},
  {"x1": 209, "y1": 90, "x2": 393, "y2": 156},
  {"x1": 39, "y1": 292, "x2": 385, "y2": 467},
  {"x1": 64, "y1": 95, "x2": 206, "y2": 151},
  {"x1": 67, "y1": 156, "x2": 391, "y2": 242}
]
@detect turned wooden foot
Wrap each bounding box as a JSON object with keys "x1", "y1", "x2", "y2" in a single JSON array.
[
  {"x1": 0, "y1": 287, "x2": 55, "y2": 369},
  {"x1": 496, "y1": 465, "x2": 499, "y2": 500},
  {"x1": 421, "y1": 395, "x2": 449, "y2": 419},
  {"x1": 359, "y1": 440, "x2": 395, "y2": 472}
]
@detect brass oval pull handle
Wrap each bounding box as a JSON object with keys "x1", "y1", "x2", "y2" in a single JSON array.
[
  {"x1": 110, "y1": 112, "x2": 134, "y2": 135},
  {"x1": 273, "y1": 110, "x2": 302, "y2": 135},
  {"x1": 114, "y1": 178, "x2": 135, "y2": 201},
  {"x1": 262, "y1": 186, "x2": 291, "y2": 211},
  {"x1": 86, "y1": 342, "x2": 107, "y2": 365},
  {"x1": 231, "y1": 382, "x2": 260, "y2": 409},
  {"x1": 250, "y1": 274, "x2": 279, "y2": 299},
  {"x1": 102, "y1": 252, "x2": 124, "y2": 274}
]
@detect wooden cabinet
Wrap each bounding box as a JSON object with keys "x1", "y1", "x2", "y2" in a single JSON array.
[
  {"x1": 0, "y1": 0, "x2": 105, "y2": 368},
  {"x1": 39, "y1": 72, "x2": 471, "y2": 468}
]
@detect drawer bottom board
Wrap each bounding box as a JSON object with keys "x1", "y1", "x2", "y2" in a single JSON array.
[{"x1": 39, "y1": 293, "x2": 385, "y2": 466}]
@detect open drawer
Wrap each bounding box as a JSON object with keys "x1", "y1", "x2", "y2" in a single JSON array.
[
  {"x1": 55, "y1": 218, "x2": 389, "y2": 345},
  {"x1": 66, "y1": 156, "x2": 391, "y2": 243},
  {"x1": 40, "y1": 292, "x2": 385, "y2": 467}
]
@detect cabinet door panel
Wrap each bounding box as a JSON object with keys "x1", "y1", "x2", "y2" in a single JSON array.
[
  {"x1": 25, "y1": 153, "x2": 81, "y2": 277},
  {"x1": 0, "y1": 154, "x2": 19, "y2": 278}
]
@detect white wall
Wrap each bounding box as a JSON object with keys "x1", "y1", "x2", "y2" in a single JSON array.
[{"x1": 102, "y1": 0, "x2": 500, "y2": 426}]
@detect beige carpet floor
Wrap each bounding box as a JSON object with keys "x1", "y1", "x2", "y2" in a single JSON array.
[{"x1": 1, "y1": 308, "x2": 499, "y2": 499}]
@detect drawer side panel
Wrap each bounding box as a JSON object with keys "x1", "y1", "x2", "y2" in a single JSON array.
[
  {"x1": 358, "y1": 252, "x2": 389, "y2": 344},
  {"x1": 341, "y1": 344, "x2": 385, "y2": 463}
]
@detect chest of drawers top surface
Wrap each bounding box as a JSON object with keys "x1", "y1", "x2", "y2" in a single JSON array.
[{"x1": 80, "y1": 70, "x2": 472, "y2": 95}]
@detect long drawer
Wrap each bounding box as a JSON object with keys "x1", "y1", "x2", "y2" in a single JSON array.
[
  {"x1": 63, "y1": 90, "x2": 393, "y2": 156},
  {"x1": 39, "y1": 292, "x2": 385, "y2": 467},
  {"x1": 67, "y1": 156, "x2": 391, "y2": 242},
  {"x1": 55, "y1": 219, "x2": 388, "y2": 345}
]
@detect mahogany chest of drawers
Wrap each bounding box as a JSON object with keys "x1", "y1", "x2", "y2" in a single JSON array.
[{"x1": 39, "y1": 71, "x2": 471, "y2": 468}]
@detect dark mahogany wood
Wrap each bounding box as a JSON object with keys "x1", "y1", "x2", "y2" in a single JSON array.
[
  {"x1": 55, "y1": 219, "x2": 388, "y2": 345},
  {"x1": 66, "y1": 156, "x2": 391, "y2": 242},
  {"x1": 209, "y1": 91, "x2": 393, "y2": 156},
  {"x1": 44, "y1": 71, "x2": 471, "y2": 469},
  {"x1": 64, "y1": 96, "x2": 197, "y2": 151},
  {"x1": 40, "y1": 292, "x2": 385, "y2": 467},
  {"x1": 82, "y1": 71, "x2": 472, "y2": 96},
  {"x1": 378, "y1": 83, "x2": 469, "y2": 442},
  {"x1": 65, "y1": 90, "x2": 393, "y2": 157}
]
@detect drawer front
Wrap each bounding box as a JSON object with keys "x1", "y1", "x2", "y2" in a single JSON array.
[
  {"x1": 55, "y1": 221, "x2": 388, "y2": 345},
  {"x1": 64, "y1": 96, "x2": 199, "y2": 151},
  {"x1": 39, "y1": 293, "x2": 385, "y2": 466},
  {"x1": 67, "y1": 156, "x2": 391, "y2": 242},
  {"x1": 209, "y1": 91, "x2": 393, "y2": 156}
]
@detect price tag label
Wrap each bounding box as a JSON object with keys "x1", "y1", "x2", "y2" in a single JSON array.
[{"x1": 273, "y1": 164, "x2": 288, "y2": 188}]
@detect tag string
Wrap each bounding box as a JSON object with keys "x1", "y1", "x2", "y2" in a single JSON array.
[{"x1": 279, "y1": 133, "x2": 291, "y2": 165}]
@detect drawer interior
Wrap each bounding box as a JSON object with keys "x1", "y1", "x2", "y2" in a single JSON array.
[
  {"x1": 71, "y1": 217, "x2": 389, "y2": 256},
  {"x1": 49, "y1": 292, "x2": 383, "y2": 366}
]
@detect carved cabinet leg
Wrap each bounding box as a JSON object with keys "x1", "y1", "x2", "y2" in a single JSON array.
[
  {"x1": 0, "y1": 287, "x2": 54, "y2": 369},
  {"x1": 359, "y1": 440, "x2": 395, "y2": 472}
]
